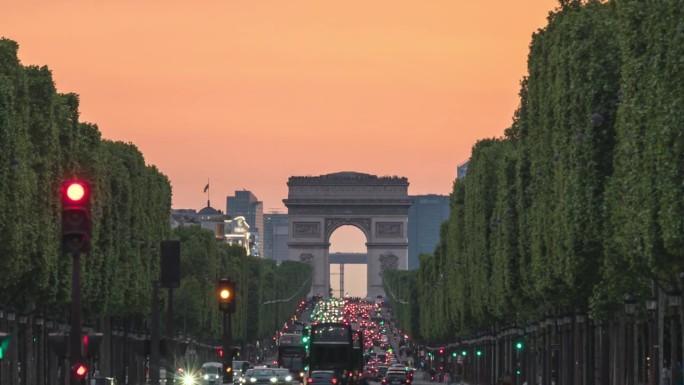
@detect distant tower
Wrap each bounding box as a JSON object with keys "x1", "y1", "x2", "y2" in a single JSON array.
[
  {"x1": 408, "y1": 194, "x2": 450, "y2": 269},
  {"x1": 226, "y1": 190, "x2": 264, "y2": 257},
  {"x1": 263, "y1": 212, "x2": 289, "y2": 262}
]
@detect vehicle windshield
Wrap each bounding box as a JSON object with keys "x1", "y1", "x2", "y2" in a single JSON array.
[
  {"x1": 253, "y1": 369, "x2": 275, "y2": 377},
  {"x1": 204, "y1": 366, "x2": 220, "y2": 374},
  {"x1": 312, "y1": 372, "x2": 334, "y2": 380}
]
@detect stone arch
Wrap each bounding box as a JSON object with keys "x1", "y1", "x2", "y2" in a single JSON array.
[
  {"x1": 324, "y1": 218, "x2": 371, "y2": 243},
  {"x1": 284, "y1": 172, "x2": 411, "y2": 298}
]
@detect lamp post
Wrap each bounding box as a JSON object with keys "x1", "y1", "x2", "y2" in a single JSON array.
[
  {"x1": 624, "y1": 295, "x2": 636, "y2": 385},
  {"x1": 646, "y1": 295, "x2": 658, "y2": 385}
]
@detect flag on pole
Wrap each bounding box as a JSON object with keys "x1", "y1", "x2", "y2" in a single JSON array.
[{"x1": 203, "y1": 183, "x2": 209, "y2": 192}]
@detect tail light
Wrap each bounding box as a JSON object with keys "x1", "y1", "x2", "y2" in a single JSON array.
[
  {"x1": 307, "y1": 379, "x2": 313, "y2": 383},
  {"x1": 331, "y1": 378, "x2": 338, "y2": 384}
]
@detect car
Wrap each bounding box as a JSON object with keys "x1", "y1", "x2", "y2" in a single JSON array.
[
  {"x1": 243, "y1": 368, "x2": 278, "y2": 385},
  {"x1": 381, "y1": 371, "x2": 409, "y2": 385},
  {"x1": 306, "y1": 370, "x2": 338, "y2": 385},
  {"x1": 274, "y1": 368, "x2": 294, "y2": 384},
  {"x1": 200, "y1": 362, "x2": 223, "y2": 385},
  {"x1": 376, "y1": 366, "x2": 389, "y2": 381},
  {"x1": 234, "y1": 361, "x2": 253, "y2": 384}
]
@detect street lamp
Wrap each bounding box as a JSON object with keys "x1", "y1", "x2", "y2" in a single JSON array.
[
  {"x1": 667, "y1": 289, "x2": 681, "y2": 309},
  {"x1": 624, "y1": 294, "x2": 636, "y2": 316}
]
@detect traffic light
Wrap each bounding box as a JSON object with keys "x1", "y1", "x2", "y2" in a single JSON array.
[
  {"x1": 515, "y1": 341, "x2": 524, "y2": 350},
  {"x1": 61, "y1": 180, "x2": 91, "y2": 255},
  {"x1": 476, "y1": 350, "x2": 482, "y2": 356},
  {"x1": 301, "y1": 328, "x2": 310, "y2": 344},
  {"x1": 452, "y1": 352, "x2": 457, "y2": 357},
  {"x1": 0, "y1": 333, "x2": 10, "y2": 360},
  {"x1": 439, "y1": 348, "x2": 444, "y2": 355},
  {"x1": 82, "y1": 333, "x2": 104, "y2": 358},
  {"x1": 71, "y1": 362, "x2": 88, "y2": 383},
  {"x1": 218, "y1": 278, "x2": 236, "y2": 313}
]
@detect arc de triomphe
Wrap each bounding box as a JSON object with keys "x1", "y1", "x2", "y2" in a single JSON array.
[{"x1": 283, "y1": 172, "x2": 411, "y2": 298}]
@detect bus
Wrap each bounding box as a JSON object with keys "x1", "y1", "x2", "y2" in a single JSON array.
[
  {"x1": 308, "y1": 322, "x2": 358, "y2": 383},
  {"x1": 278, "y1": 333, "x2": 307, "y2": 383}
]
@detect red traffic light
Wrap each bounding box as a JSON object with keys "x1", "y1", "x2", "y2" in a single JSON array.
[
  {"x1": 66, "y1": 182, "x2": 86, "y2": 202},
  {"x1": 62, "y1": 181, "x2": 90, "y2": 203},
  {"x1": 61, "y1": 180, "x2": 92, "y2": 254},
  {"x1": 73, "y1": 363, "x2": 87, "y2": 377}
]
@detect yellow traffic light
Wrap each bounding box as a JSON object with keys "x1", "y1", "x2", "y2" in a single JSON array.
[
  {"x1": 218, "y1": 279, "x2": 237, "y2": 313},
  {"x1": 220, "y1": 289, "x2": 230, "y2": 299}
]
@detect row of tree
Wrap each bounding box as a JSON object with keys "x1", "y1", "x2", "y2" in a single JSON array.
[
  {"x1": 0, "y1": 37, "x2": 311, "y2": 346},
  {"x1": 384, "y1": 0, "x2": 683, "y2": 342}
]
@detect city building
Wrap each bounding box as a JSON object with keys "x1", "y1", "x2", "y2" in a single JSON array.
[
  {"x1": 407, "y1": 194, "x2": 450, "y2": 270},
  {"x1": 263, "y1": 213, "x2": 289, "y2": 263},
  {"x1": 171, "y1": 204, "x2": 255, "y2": 255},
  {"x1": 223, "y1": 216, "x2": 253, "y2": 255},
  {"x1": 226, "y1": 190, "x2": 264, "y2": 257}
]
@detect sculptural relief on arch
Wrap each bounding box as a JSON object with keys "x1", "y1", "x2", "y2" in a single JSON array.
[{"x1": 284, "y1": 172, "x2": 411, "y2": 299}]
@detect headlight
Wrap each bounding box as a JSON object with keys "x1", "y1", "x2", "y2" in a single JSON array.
[
  {"x1": 250, "y1": 378, "x2": 257, "y2": 383},
  {"x1": 182, "y1": 374, "x2": 196, "y2": 385},
  {"x1": 286, "y1": 376, "x2": 293, "y2": 382},
  {"x1": 204, "y1": 375, "x2": 210, "y2": 380},
  {"x1": 270, "y1": 378, "x2": 278, "y2": 383}
]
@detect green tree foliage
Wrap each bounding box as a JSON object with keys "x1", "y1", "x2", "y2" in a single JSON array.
[
  {"x1": 385, "y1": 0, "x2": 684, "y2": 341},
  {"x1": 0, "y1": 38, "x2": 312, "y2": 347}
]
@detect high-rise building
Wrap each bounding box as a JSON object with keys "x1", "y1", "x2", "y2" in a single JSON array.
[
  {"x1": 226, "y1": 190, "x2": 264, "y2": 257},
  {"x1": 263, "y1": 213, "x2": 289, "y2": 263},
  {"x1": 407, "y1": 194, "x2": 450, "y2": 270}
]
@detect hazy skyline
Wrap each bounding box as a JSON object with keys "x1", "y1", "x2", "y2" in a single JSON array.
[{"x1": 4, "y1": 1, "x2": 561, "y2": 297}]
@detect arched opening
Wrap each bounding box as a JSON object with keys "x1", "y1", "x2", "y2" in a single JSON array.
[{"x1": 328, "y1": 225, "x2": 367, "y2": 299}]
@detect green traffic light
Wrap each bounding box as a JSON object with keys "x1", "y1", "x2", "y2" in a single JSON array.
[
  {"x1": 0, "y1": 333, "x2": 10, "y2": 360},
  {"x1": 515, "y1": 342, "x2": 523, "y2": 350},
  {"x1": 461, "y1": 350, "x2": 467, "y2": 356},
  {"x1": 476, "y1": 350, "x2": 482, "y2": 356},
  {"x1": 452, "y1": 352, "x2": 457, "y2": 357}
]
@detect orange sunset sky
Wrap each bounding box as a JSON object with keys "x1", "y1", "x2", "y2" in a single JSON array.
[{"x1": 4, "y1": 1, "x2": 559, "y2": 296}]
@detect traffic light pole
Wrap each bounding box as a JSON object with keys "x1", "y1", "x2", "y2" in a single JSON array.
[
  {"x1": 223, "y1": 311, "x2": 233, "y2": 384},
  {"x1": 69, "y1": 251, "x2": 83, "y2": 385}
]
